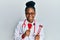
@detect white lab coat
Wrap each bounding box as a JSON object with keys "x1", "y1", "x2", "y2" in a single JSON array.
[{"x1": 14, "y1": 19, "x2": 44, "y2": 40}]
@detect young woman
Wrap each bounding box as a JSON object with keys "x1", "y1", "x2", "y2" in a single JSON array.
[{"x1": 14, "y1": 1, "x2": 44, "y2": 40}]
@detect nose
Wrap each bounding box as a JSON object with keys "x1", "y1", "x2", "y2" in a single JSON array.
[
  {"x1": 29, "y1": 13, "x2": 32, "y2": 17},
  {"x1": 29, "y1": 14, "x2": 31, "y2": 16}
]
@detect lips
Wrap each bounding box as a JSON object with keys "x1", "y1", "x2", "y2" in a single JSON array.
[{"x1": 28, "y1": 16, "x2": 33, "y2": 19}]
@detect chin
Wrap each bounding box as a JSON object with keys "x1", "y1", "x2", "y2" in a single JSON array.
[
  {"x1": 29, "y1": 19, "x2": 34, "y2": 23},
  {"x1": 27, "y1": 18, "x2": 34, "y2": 23}
]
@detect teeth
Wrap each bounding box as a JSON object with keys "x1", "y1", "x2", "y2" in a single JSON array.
[{"x1": 30, "y1": 17, "x2": 32, "y2": 18}]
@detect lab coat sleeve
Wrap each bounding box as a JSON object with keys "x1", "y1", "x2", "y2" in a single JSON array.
[
  {"x1": 14, "y1": 22, "x2": 23, "y2": 40},
  {"x1": 40, "y1": 27, "x2": 45, "y2": 40}
]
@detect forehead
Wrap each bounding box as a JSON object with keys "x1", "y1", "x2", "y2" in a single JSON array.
[{"x1": 26, "y1": 8, "x2": 35, "y2": 13}]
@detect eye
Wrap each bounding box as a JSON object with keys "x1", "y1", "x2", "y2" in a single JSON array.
[
  {"x1": 26, "y1": 13, "x2": 35, "y2": 15},
  {"x1": 31, "y1": 13, "x2": 35, "y2": 15}
]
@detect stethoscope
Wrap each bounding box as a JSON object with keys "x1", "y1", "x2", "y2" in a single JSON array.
[
  {"x1": 22, "y1": 19, "x2": 36, "y2": 33},
  {"x1": 22, "y1": 19, "x2": 43, "y2": 40}
]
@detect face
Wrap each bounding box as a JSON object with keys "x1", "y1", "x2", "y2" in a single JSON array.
[{"x1": 25, "y1": 8, "x2": 36, "y2": 23}]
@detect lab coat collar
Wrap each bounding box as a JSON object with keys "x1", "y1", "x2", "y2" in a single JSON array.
[{"x1": 25, "y1": 19, "x2": 35, "y2": 25}]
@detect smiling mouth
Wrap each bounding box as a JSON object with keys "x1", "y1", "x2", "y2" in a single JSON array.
[{"x1": 28, "y1": 16, "x2": 33, "y2": 20}]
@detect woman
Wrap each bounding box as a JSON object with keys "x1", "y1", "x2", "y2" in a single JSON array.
[{"x1": 14, "y1": 1, "x2": 44, "y2": 40}]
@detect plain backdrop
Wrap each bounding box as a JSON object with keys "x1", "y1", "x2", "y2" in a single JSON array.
[{"x1": 0, "y1": 0, "x2": 60, "y2": 40}]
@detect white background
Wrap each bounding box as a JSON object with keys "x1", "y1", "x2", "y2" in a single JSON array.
[{"x1": 0, "y1": 0, "x2": 60, "y2": 40}]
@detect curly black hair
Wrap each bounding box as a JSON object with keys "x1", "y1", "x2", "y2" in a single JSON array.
[{"x1": 25, "y1": 1, "x2": 36, "y2": 11}]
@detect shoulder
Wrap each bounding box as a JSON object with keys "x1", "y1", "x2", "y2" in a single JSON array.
[
  {"x1": 36, "y1": 21, "x2": 43, "y2": 28},
  {"x1": 16, "y1": 20, "x2": 24, "y2": 29},
  {"x1": 18, "y1": 21, "x2": 23, "y2": 25}
]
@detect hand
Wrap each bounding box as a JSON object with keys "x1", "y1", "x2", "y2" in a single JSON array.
[
  {"x1": 25, "y1": 29, "x2": 30, "y2": 36},
  {"x1": 22, "y1": 30, "x2": 30, "y2": 39},
  {"x1": 35, "y1": 34, "x2": 40, "y2": 40}
]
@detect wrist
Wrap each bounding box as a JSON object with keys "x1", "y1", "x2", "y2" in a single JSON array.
[{"x1": 22, "y1": 33, "x2": 26, "y2": 39}]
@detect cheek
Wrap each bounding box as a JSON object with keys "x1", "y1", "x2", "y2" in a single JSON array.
[
  {"x1": 26, "y1": 15, "x2": 29, "y2": 18},
  {"x1": 32, "y1": 14, "x2": 35, "y2": 18}
]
